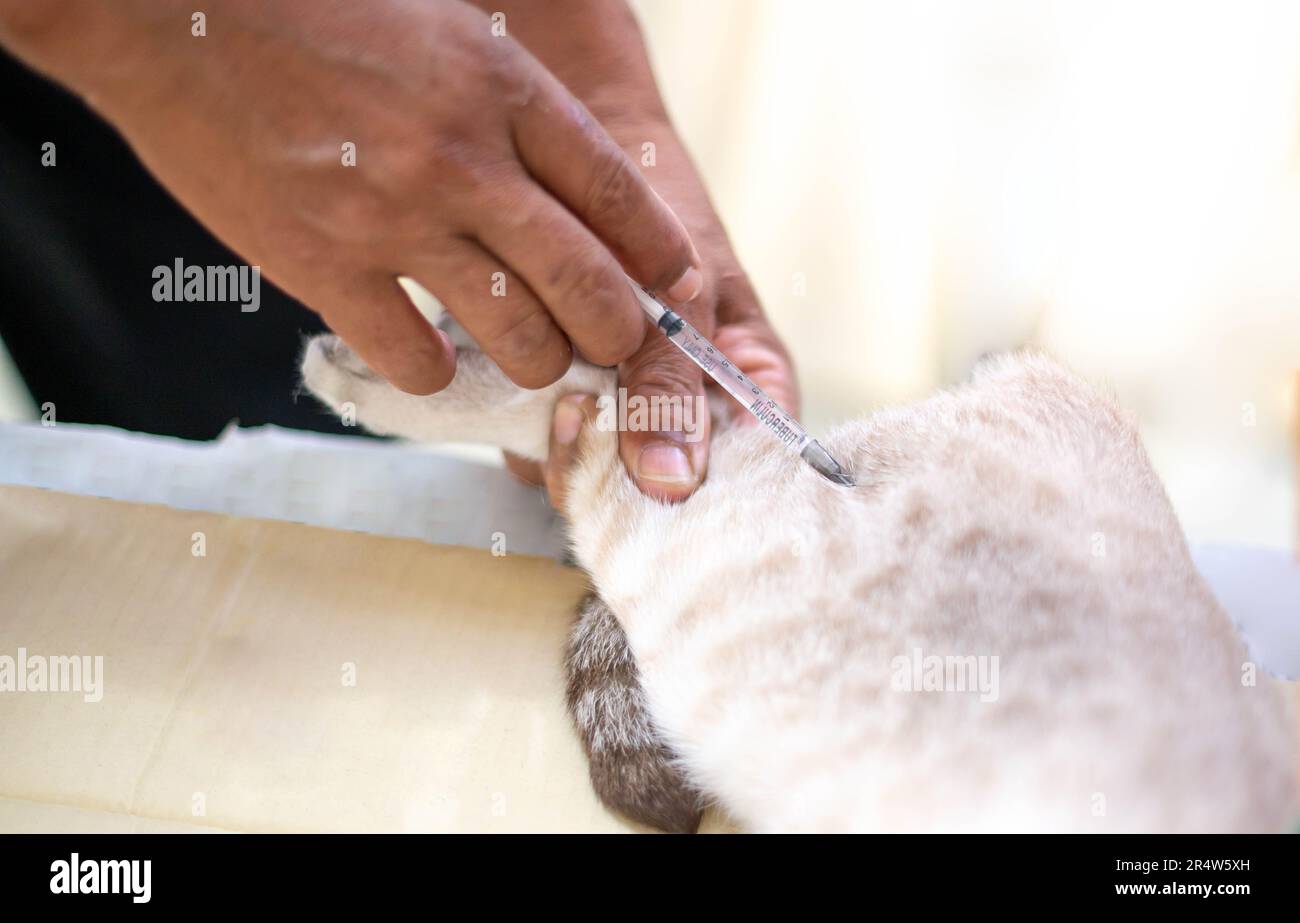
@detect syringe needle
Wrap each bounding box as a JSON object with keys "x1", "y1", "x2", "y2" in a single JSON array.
[
  {"x1": 626, "y1": 276, "x2": 855, "y2": 487},
  {"x1": 800, "y1": 439, "x2": 855, "y2": 486}
]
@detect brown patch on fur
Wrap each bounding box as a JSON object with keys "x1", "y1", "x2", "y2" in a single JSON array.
[
  {"x1": 855, "y1": 562, "x2": 907, "y2": 599},
  {"x1": 1031, "y1": 480, "x2": 1067, "y2": 514},
  {"x1": 565, "y1": 594, "x2": 703, "y2": 833},
  {"x1": 903, "y1": 495, "x2": 933, "y2": 529},
  {"x1": 950, "y1": 527, "x2": 993, "y2": 556}
]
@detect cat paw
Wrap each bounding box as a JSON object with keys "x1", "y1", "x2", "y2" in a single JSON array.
[
  {"x1": 300, "y1": 333, "x2": 382, "y2": 414},
  {"x1": 304, "y1": 333, "x2": 379, "y2": 383},
  {"x1": 566, "y1": 595, "x2": 703, "y2": 834}
]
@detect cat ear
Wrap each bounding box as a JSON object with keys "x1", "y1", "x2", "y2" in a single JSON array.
[{"x1": 299, "y1": 333, "x2": 613, "y2": 461}]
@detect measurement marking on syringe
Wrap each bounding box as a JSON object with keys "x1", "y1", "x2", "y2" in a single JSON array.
[
  {"x1": 629, "y1": 275, "x2": 851, "y2": 483},
  {"x1": 750, "y1": 398, "x2": 802, "y2": 447}
]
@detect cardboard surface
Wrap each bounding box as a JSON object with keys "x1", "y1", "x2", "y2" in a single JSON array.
[{"x1": 0, "y1": 485, "x2": 642, "y2": 833}]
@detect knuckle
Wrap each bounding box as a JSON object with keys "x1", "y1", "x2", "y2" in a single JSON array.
[
  {"x1": 398, "y1": 129, "x2": 519, "y2": 202},
  {"x1": 584, "y1": 145, "x2": 638, "y2": 227},
  {"x1": 383, "y1": 347, "x2": 455, "y2": 396},
  {"x1": 580, "y1": 151, "x2": 692, "y2": 291},
  {"x1": 482, "y1": 309, "x2": 571, "y2": 387},
  {"x1": 481, "y1": 305, "x2": 550, "y2": 356},
  {"x1": 579, "y1": 346, "x2": 622, "y2": 369},
  {"x1": 623, "y1": 344, "x2": 702, "y2": 396},
  {"x1": 528, "y1": 349, "x2": 572, "y2": 388},
  {"x1": 380, "y1": 132, "x2": 440, "y2": 188},
  {"x1": 604, "y1": 315, "x2": 647, "y2": 364},
  {"x1": 418, "y1": 133, "x2": 483, "y2": 190},
  {"x1": 477, "y1": 28, "x2": 522, "y2": 82},
  {"x1": 581, "y1": 326, "x2": 641, "y2": 368},
  {"x1": 482, "y1": 179, "x2": 541, "y2": 233},
  {"x1": 548, "y1": 252, "x2": 613, "y2": 306},
  {"x1": 483, "y1": 44, "x2": 537, "y2": 113},
  {"x1": 511, "y1": 345, "x2": 570, "y2": 388},
  {"x1": 625, "y1": 367, "x2": 700, "y2": 400},
  {"x1": 645, "y1": 238, "x2": 696, "y2": 292}
]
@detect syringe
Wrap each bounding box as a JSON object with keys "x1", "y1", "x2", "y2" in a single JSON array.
[{"x1": 627, "y1": 276, "x2": 854, "y2": 486}]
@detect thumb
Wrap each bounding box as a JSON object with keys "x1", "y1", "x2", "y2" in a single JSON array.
[{"x1": 617, "y1": 326, "x2": 711, "y2": 502}]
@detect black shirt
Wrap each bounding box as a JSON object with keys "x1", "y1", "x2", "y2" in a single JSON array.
[{"x1": 0, "y1": 48, "x2": 358, "y2": 440}]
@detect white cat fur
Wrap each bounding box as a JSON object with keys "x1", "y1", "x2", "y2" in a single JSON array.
[{"x1": 301, "y1": 332, "x2": 1296, "y2": 832}]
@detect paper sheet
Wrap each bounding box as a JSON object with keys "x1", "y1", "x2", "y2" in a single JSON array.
[{"x1": 0, "y1": 421, "x2": 567, "y2": 559}]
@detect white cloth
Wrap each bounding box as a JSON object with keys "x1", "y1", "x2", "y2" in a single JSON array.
[{"x1": 0, "y1": 421, "x2": 566, "y2": 559}]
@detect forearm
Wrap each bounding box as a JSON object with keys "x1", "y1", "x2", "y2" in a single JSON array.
[
  {"x1": 0, "y1": 0, "x2": 89, "y2": 79},
  {"x1": 467, "y1": 0, "x2": 667, "y2": 125},
  {"x1": 3, "y1": 0, "x2": 665, "y2": 135},
  {"x1": 0, "y1": 0, "x2": 182, "y2": 110},
  {"x1": 473, "y1": 1, "x2": 737, "y2": 256}
]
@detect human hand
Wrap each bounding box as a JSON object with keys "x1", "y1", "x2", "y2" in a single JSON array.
[
  {"x1": 0, "y1": 0, "x2": 703, "y2": 394},
  {"x1": 605, "y1": 114, "x2": 798, "y2": 501},
  {"x1": 506, "y1": 112, "x2": 798, "y2": 503},
  {"x1": 480, "y1": 0, "x2": 796, "y2": 501}
]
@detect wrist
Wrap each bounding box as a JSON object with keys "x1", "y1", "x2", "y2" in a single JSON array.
[
  {"x1": 0, "y1": 0, "x2": 160, "y2": 105},
  {"x1": 0, "y1": 0, "x2": 76, "y2": 47},
  {"x1": 470, "y1": 0, "x2": 668, "y2": 122},
  {"x1": 0, "y1": 0, "x2": 84, "y2": 74}
]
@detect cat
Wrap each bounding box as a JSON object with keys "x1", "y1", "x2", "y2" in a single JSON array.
[{"x1": 300, "y1": 315, "x2": 1295, "y2": 833}]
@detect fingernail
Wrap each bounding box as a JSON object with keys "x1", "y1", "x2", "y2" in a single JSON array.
[
  {"x1": 636, "y1": 443, "x2": 697, "y2": 484},
  {"x1": 666, "y1": 266, "x2": 703, "y2": 303},
  {"x1": 553, "y1": 396, "x2": 586, "y2": 446}
]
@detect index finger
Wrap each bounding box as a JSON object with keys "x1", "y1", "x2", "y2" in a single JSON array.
[{"x1": 511, "y1": 73, "x2": 703, "y2": 303}]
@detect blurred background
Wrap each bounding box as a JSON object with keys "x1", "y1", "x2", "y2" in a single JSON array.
[
  {"x1": 1, "y1": 0, "x2": 1296, "y2": 549},
  {"x1": 630, "y1": 0, "x2": 1300, "y2": 549}
]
